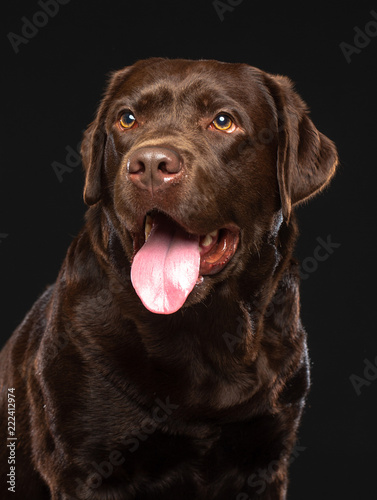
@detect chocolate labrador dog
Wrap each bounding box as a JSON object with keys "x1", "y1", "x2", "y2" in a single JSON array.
[{"x1": 0, "y1": 58, "x2": 337, "y2": 499}]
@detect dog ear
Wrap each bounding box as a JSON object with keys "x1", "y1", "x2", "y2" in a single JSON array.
[
  {"x1": 265, "y1": 74, "x2": 338, "y2": 221},
  {"x1": 81, "y1": 66, "x2": 132, "y2": 206}
]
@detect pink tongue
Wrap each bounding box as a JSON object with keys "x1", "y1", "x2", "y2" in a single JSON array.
[{"x1": 131, "y1": 215, "x2": 200, "y2": 314}]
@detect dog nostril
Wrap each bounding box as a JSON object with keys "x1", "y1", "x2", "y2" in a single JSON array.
[
  {"x1": 158, "y1": 161, "x2": 168, "y2": 174},
  {"x1": 136, "y1": 161, "x2": 146, "y2": 174},
  {"x1": 128, "y1": 159, "x2": 145, "y2": 174},
  {"x1": 158, "y1": 156, "x2": 182, "y2": 175}
]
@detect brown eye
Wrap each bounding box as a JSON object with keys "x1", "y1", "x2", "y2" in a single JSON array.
[
  {"x1": 212, "y1": 114, "x2": 234, "y2": 131},
  {"x1": 119, "y1": 111, "x2": 136, "y2": 129}
]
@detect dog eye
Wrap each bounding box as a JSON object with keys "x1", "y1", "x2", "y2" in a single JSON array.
[
  {"x1": 119, "y1": 111, "x2": 137, "y2": 130},
  {"x1": 211, "y1": 114, "x2": 235, "y2": 132}
]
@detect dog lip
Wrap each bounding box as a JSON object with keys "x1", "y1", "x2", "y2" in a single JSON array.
[{"x1": 199, "y1": 226, "x2": 240, "y2": 276}]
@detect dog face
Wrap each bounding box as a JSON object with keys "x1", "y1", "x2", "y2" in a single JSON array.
[{"x1": 81, "y1": 58, "x2": 337, "y2": 314}]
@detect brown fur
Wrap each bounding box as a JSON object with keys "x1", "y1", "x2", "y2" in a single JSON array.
[{"x1": 0, "y1": 58, "x2": 338, "y2": 499}]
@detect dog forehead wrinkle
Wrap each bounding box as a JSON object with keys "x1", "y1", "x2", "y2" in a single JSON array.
[
  {"x1": 136, "y1": 86, "x2": 175, "y2": 111},
  {"x1": 174, "y1": 79, "x2": 238, "y2": 107},
  {"x1": 124, "y1": 87, "x2": 176, "y2": 118},
  {"x1": 127, "y1": 69, "x2": 232, "y2": 111}
]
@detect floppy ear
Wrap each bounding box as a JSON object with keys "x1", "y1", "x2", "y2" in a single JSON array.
[
  {"x1": 81, "y1": 66, "x2": 132, "y2": 206},
  {"x1": 265, "y1": 74, "x2": 338, "y2": 220}
]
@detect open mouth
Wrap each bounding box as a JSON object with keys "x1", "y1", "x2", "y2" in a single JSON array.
[{"x1": 130, "y1": 211, "x2": 239, "y2": 315}]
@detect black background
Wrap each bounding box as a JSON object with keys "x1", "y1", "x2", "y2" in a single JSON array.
[{"x1": 2, "y1": 1, "x2": 377, "y2": 498}]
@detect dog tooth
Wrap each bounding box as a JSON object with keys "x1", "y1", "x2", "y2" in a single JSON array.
[
  {"x1": 201, "y1": 234, "x2": 213, "y2": 247},
  {"x1": 209, "y1": 230, "x2": 218, "y2": 238},
  {"x1": 145, "y1": 215, "x2": 152, "y2": 241}
]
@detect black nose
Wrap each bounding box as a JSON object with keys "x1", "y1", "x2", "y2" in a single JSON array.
[{"x1": 127, "y1": 147, "x2": 183, "y2": 193}]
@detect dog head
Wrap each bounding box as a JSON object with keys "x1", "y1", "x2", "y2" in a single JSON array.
[{"x1": 81, "y1": 58, "x2": 338, "y2": 314}]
